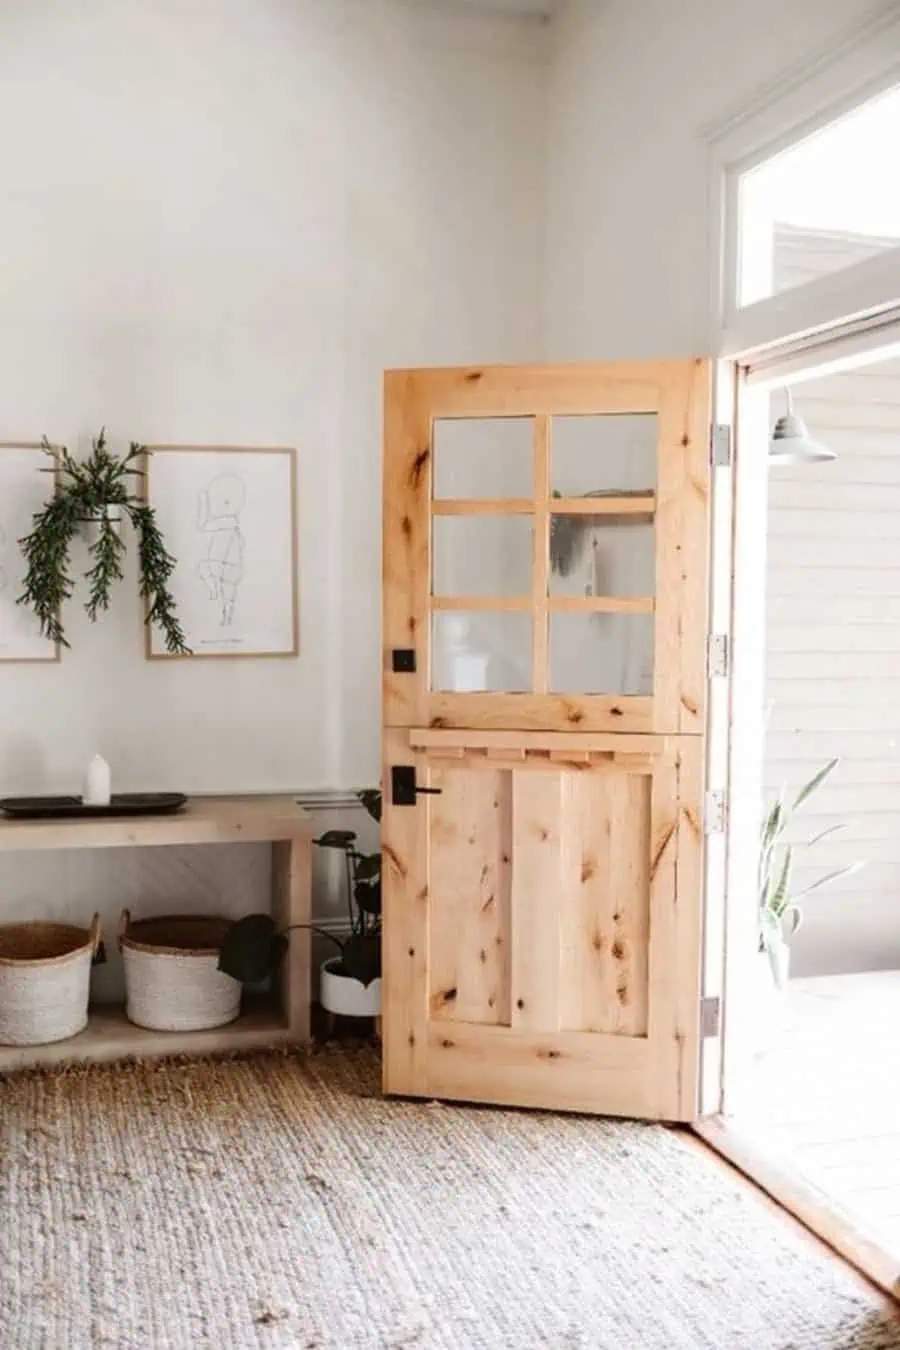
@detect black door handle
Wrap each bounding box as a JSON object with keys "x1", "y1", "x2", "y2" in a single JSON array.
[{"x1": 391, "y1": 765, "x2": 443, "y2": 807}]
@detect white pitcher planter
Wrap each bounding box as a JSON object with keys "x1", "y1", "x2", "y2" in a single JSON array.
[{"x1": 320, "y1": 957, "x2": 381, "y2": 1018}]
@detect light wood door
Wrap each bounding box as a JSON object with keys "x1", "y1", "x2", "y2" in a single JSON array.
[{"x1": 382, "y1": 360, "x2": 711, "y2": 1121}]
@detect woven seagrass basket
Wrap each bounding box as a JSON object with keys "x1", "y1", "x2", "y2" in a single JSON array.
[
  {"x1": 119, "y1": 911, "x2": 241, "y2": 1033},
  {"x1": 0, "y1": 914, "x2": 100, "y2": 1045}
]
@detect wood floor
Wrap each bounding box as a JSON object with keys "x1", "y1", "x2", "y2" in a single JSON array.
[{"x1": 733, "y1": 971, "x2": 900, "y2": 1254}]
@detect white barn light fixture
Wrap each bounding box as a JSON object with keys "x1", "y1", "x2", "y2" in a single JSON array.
[{"x1": 769, "y1": 388, "x2": 836, "y2": 465}]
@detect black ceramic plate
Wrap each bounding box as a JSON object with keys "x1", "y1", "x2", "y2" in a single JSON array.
[{"x1": 0, "y1": 793, "x2": 188, "y2": 820}]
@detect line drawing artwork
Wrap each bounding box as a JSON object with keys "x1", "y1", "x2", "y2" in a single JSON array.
[
  {"x1": 146, "y1": 445, "x2": 297, "y2": 659},
  {"x1": 196, "y1": 473, "x2": 246, "y2": 628}
]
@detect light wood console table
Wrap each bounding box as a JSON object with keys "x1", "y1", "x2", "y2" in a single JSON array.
[{"x1": 0, "y1": 794, "x2": 313, "y2": 1074}]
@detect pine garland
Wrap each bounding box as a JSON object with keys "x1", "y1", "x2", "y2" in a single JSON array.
[{"x1": 18, "y1": 430, "x2": 190, "y2": 654}]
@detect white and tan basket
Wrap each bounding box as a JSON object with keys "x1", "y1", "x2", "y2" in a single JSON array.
[
  {"x1": 0, "y1": 914, "x2": 100, "y2": 1046},
  {"x1": 119, "y1": 911, "x2": 241, "y2": 1033}
]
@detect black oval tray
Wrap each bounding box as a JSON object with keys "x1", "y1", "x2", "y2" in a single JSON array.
[{"x1": 0, "y1": 793, "x2": 188, "y2": 820}]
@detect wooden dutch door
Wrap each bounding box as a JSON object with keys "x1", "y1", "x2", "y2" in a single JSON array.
[{"x1": 382, "y1": 360, "x2": 710, "y2": 1120}]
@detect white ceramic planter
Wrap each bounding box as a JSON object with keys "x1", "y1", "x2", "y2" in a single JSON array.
[
  {"x1": 320, "y1": 957, "x2": 381, "y2": 1018},
  {"x1": 80, "y1": 506, "x2": 122, "y2": 548},
  {"x1": 753, "y1": 941, "x2": 790, "y2": 1054},
  {"x1": 767, "y1": 935, "x2": 791, "y2": 992}
]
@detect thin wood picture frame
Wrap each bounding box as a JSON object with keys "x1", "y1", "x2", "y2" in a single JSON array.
[
  {"x1": 0, "y1": 442, "x2": 60, "y2": 664},
  {"x1": 143, "y1": 444, "x2": 299, "y2": 661}
]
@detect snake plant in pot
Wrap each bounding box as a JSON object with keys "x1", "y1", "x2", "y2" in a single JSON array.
[
  {"x1": 218, "y1": 790, "x2": 382, "y2": 1019},
  {"x1": 758, "y1": 758, "x2": 863, "y2": 993},
  {"x1": 17, "y1": 431, "x2": 188, "y2": 653}
]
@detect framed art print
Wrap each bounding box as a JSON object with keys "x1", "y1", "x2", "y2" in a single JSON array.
[
  {"x1": 0, "y1": 443, "x2": 59, "y2": 663},
  {"x1": 144, "y1": 445, "x2": 298, "y2": 659}
]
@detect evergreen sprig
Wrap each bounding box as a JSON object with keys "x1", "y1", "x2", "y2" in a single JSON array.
[
  {"x1": 132, "y1": 503, "x2": 188, "y2": 655},
  {"x1": 17, "y1": 429, "x2": 190, "y2": 654}
]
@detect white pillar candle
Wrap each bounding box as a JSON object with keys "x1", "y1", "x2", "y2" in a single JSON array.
[{"x1": 83, "y1": 754, "x2": 111, "y2": 807}]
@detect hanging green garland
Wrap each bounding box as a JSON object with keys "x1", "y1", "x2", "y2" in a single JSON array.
[{"x1": 18, "y1": 430, "x2": 189, "y2": 654}]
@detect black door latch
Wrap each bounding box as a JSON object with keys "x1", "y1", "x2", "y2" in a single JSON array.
[
  {"x1": 391, "y1": 765, "x2": 443, "y2": 807},
  {"x1": 391, "y1": 648, "x2": 416, "y2": 673}
]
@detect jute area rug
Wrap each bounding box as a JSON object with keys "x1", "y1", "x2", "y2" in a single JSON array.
[{"x1": 1, "y1": 1047, "x2": 898, "y2": 1350}]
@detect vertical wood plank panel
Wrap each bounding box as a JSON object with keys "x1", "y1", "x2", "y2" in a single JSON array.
[
  {"x1": 654, "y1": 359, "x2": 710, "y2": 735},
  {"x1": 383, "y1": 373, "x2": 432, "y2": 728},
  {"x1": 560, "y1": 771, "x2": 650, "y2": 1036},
  {"x1": 382, "y1": 728, "x2": 430, "y2": 1096},
  {"x1": 677, "y1": 359, "x2": 711, "y2": 734},
  {"x1": 646, "y1": 743, "x2": 688, "y2": 1118},
  {"x1": 428, "y1": 767, "x2": 512, "y2": 1025},
  {"x1": 510, "y1": 772, "x2": 563, "y2": 1030},
  {"x1": 673, "y1": 738, "x2": 704, "y2": 1118},
  {"x1": 607, "y1": 772, "x2": 651, "y2": 1036},
  {"x1": 559, "y1": 772, "x2": 611, "y2": 1033},
  {"x1": 532, "y1": 415, "x2": 550, "y2": 694},
  {"x1": 652, "y1": 376, "x2": 681, "y2": 735}
]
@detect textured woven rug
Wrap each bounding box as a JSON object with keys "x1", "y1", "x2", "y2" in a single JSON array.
[{"x1": 1, "y1": 1048, "x2": 899, "y2": 1350}]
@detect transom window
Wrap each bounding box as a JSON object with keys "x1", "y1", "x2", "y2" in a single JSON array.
[{"x1": 738, "y1": 82, "x2": 900, "y2": 309}]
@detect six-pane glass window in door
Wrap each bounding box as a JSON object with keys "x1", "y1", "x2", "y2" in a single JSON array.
[{"x1": 430, "y1": 413, "x2": 658, "y2": 697}]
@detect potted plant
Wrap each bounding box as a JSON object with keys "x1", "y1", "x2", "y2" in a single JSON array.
[
  {"x1": 218, "y1": 789, "x2": 382, "y2": 1022},
  {"x1": 758, "y1": 757, "x2": 862, "y2": 1000},
  {"x1": 17, "y1": 430, "x2": 188, "y2": 653}
]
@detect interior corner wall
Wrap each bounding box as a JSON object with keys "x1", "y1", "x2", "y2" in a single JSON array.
[
  {"x1": 0, "y1": 0, "x2": 547, "y2": 800},
  {"x1": 542, "y1": 0, "x2": 883, "y2": 362}
]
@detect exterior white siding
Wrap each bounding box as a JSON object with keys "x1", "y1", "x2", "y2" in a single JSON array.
[{"x1": 765, "y1": 226, "x2": 900, "y2": 975}]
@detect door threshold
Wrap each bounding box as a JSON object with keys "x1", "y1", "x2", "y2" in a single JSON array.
[{"x1": 694, "y1": 1115, "x2": 900, "y2": 1303}]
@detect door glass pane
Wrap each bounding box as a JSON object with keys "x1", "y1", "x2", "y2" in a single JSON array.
[
  {"x1": 549, "y1": 520, "x2": 655, "y2": 598},
  {"x1": 550, "y1": 613, "x2": 654, "y2": 695},
  {"x1": 551, "y1": 414, "x2": 657, "y2": 496},
  {"x1": 433, "y1": 417, "x2": 533, "y2": 499},
  {"x1": 739, "y1": 84, "x2": 900, "y2": 307},
  {"x1": 432, "y1": 612, "x2": 531, "y2": 692},
  {"x1": 433, "y1": 515, "x2": 532, "y2": 597}
]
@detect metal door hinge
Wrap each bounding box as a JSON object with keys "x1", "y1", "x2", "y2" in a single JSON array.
[
  {"x1": 706, "y1": 632, "x2": 729, "y2": 679},
  {"x1": 704, "y1": 789, "x2": 727, "y2": 835},
  {"x1": 391, "y1": 765, "x2": 443, "y2": 807},
  {"x1": 700, "y1": 996, "x2": 721, "y2": 1038},
  {"x1": 710, "y1": 423, "x2": 732, "y2": 468}
]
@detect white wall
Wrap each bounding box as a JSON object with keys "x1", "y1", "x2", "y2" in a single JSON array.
[
  {"x1": 0, "y1": 0, "x2": 546, "y2": 799},
  {"x1": 543, "y1": 0, "x2": 882, "y2": 360},
  {"x1": 0, "y1": 0, "x2": 546, "y2": 957}
]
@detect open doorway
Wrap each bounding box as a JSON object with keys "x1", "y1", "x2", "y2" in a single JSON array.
[{"x1": 725, "y1": 342, "x2": 900, "y2": 1261}]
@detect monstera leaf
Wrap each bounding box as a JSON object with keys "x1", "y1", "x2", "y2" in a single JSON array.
[
  {"x1": 340, "y1": 934, "x2": 381, "y2": 987},
  {"x1": 314, "y1": 829, "x2": 358, "y2": 851},
  {"x1": 218, "y1": 914, "x2": 285, "y2": 983}
]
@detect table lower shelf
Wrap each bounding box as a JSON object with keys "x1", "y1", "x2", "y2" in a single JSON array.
[{"x1": 0, "y1": 999, "x2": 299, "y2": 1075}]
